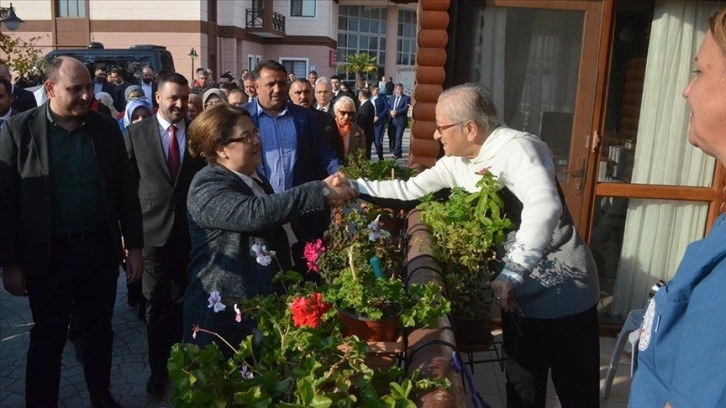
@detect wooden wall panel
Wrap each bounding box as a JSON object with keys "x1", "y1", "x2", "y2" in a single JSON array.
[{"x1": 410, "y1": 0, "x2": 450, "y2": 168}]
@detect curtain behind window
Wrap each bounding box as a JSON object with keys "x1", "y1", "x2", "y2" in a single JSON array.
[{"x1": 610, "y1": 0, "x2": 721, "y2": 317}]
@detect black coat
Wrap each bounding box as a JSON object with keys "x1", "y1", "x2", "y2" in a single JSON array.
[{"x1": 0, "y1": 104, "x2": 143, "y2": 275}]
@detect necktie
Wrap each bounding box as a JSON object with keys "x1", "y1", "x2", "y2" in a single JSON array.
[
  {"x1": 394, "y1": 96, "x2": 400, "y2": 110},
  {"x1": 168, "y1": 125, "x2": 180, "y2": 181}
]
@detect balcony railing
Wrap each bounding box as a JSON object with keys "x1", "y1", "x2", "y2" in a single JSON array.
[{"x1": 245, "y1": 8, "x2": 286, "y2": 34}]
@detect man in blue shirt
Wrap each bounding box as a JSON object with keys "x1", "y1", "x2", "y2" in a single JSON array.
[{"x1": 244, "y1": 60, "x2": 341, "y2": 247}]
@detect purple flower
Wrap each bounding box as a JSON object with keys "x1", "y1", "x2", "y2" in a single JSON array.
[
  {"x1": 240, "y1": 364, "x2": 254, "y2": 379},
  {"x1": 207, "y1": 291, "x2": 226, "y2": 313},
  {"x1": 368, "y1": 214, "x2": 390, "y2": 241},
  {"x1": 251, "y1": 243, "x2": 274, "y2": 266}
]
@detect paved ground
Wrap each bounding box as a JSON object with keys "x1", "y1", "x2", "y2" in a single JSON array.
[{"x1": 0, "y1": 271, "x2": 169, "y2": 408}]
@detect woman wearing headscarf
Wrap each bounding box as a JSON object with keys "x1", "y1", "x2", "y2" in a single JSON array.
[
  {"x1": 118, "y1": 98, "x2": 153, "y2": 131},
  {"x1": 202, "y1": 88, "x2": 227, "y2": 110},
  {"x1": 116, "y1": 85, "x2": 148, "y2": 120}
]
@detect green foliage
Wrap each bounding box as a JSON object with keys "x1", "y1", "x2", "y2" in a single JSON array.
[
  {"x1": 418, "y1": 168, "x2": 514, "y2": 318},
  {"x1": 341, "y1": 150, "x2": 414, "y2": 182},
  {"x1": 339, "y1": 52, "x2": 377, "y2": 90},
  {"x1": 0, "y1": 33, "x2": 47, "y2": 84},
  {"x1": 318, "y1": 204, "x2": 450, "y2": 326},
  {"x1": 169, "y1": 278, "x2": 450, "y2": 407}
]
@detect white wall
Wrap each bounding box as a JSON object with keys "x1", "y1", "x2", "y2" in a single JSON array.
[
  {"x1": 88, "y1": 0, "x2": 203, "y2": 20},
  {"x1": 276, "y1": 0, "x2": 336, "y2": 38}
]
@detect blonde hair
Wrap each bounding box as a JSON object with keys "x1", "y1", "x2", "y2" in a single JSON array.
[{"x1": 710, "y1": 8, "x2": 726, "y2": 53}]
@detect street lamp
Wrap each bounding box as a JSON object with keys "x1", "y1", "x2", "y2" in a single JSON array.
[
  {"x1": 0, "y1": 3, "x2": 24, "y2": 31},
  {"x1": 188, "y1": 48, "x2": 198, "y2": 83}
]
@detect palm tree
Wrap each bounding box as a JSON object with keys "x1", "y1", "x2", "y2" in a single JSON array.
[{"x1": 340, "y1": 52, "x2": 378, "y2": 91}]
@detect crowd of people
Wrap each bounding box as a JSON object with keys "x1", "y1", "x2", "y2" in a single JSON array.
[{"x1": 1, "y1": 7, "x2": 725, "y2": 407}]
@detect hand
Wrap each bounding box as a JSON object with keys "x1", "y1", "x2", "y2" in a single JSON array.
[
  {"x1": 491, "y1": 279, "x2": 516, "y2": 313},
  {"x1": 124, "y1": 248, "x2": 143, "y2": 284},
  {"x1": 2, "y1": 264, "x2": 27, "y2": 296},
  {"x1": 374, "y1": 116, "x2": 379, "y2": 123},
  {"x1": 323, "y1": 174, "x2": 356, "y2": 207},
  {"x1": 390, "y1": 110, "x2": 396, "y2": 117}
]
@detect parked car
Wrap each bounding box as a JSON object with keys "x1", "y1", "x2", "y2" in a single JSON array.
[{"x1": 44, "y1": 42, "x2": 175, "y2": 84}]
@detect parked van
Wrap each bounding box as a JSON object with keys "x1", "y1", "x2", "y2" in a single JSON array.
[{"x1": 44, "y1": 42, "x2": 175, "y2": 84}]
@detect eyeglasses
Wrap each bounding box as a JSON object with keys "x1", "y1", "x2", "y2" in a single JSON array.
[
  {"x1": 435, "y1": 121, "x2": 466, "y2": 135},
  {"x1": 226, "y1": 128, "x2": 260, "y2": 144},
  {"x1": 337, "y1": 110, "x2": 355, "y2": 116}
]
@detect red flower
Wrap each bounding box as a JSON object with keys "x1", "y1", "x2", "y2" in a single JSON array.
[
  {"x1": 290, "y1": 292, "x2": 330, "y2": 329},
  {"x1": 479, "y1": 167, "x2": 491, "y2": 175},
  {"x1": 303, "y1": 239, "x2": 325, "y2": 273}
]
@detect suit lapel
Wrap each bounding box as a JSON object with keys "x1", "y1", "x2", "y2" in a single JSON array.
[
  {"x1": 147, "y1": 117, "x2": 173, "y2": 182},
  {"x1": 28, "y1": 106, "x2": 49, "y2": 176}
]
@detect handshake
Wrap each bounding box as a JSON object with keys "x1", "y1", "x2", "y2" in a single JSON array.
[{"x1": 322, "y1": 172, "x2": 357, "y2": 207}]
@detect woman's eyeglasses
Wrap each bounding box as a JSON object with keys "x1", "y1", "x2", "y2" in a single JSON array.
[{"x1": 226, "y1": 127, "x2": 260, "y2": 144}]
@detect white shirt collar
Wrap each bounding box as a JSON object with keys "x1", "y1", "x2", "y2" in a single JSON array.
[{"x1": 156, "y1": 113, "x2": 186, "y2": 132}]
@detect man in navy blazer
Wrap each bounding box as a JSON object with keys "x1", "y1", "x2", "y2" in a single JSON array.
[
  {"x1": 387, "y1": 83, "x2": 411, "y2": 159},
  {"x1": 244, "y1": 60, "x2": 339, "y2": 193},
  {"x1": 371, "y1": 85, "x2": 388, "y2": 161},
  {"x1": 244, "y1": 60, "x2": 340, "y2": 268}
]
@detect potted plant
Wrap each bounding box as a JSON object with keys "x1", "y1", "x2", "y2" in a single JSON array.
[
  {"x1": 340, "y1": 150, "x2": 415, "y2": 236},
  {"x1": 417, "y1": 168, "x2": 514, "y2": 347},
  {"x1": 168, "y1": 277, "x2": 449, "y2": 407},
  {"x1": 307, "y1": 204, "x2": 450, "y2": 342}
]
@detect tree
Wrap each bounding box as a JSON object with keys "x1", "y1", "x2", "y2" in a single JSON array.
[
  {"x1": 0, "y1": 33, "x2": 47, "y2": 85},
  {"x1": 340, "y1": 52, "x2": 377, "y2": 91}
]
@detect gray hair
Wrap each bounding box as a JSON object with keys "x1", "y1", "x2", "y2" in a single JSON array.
[
  {"x1": 315, "y1": 76, "x2": 332, "y2": 88},
  {"x1": 333, "y1": 95, "x2": 355, "y2": 113},
  {"x1": 438, "y1": 83, "x2": 499, "y2": 134}
]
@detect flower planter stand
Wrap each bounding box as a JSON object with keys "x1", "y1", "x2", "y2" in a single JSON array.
[{"x1": 338, "y1": 332, "x2": 405, "y2": 371}]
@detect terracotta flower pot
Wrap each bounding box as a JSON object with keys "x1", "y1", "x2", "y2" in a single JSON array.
[{"x1": 337, "y1": 305, "x2": 403, "y2": 342}]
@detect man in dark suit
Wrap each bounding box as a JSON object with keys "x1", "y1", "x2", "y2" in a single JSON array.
[
  {"x1": 0, "y1": 78, "x2": 17, "y2": 126},
  {"x1": 388, "y1": 83, "x2": 411, "y2": 159},
  {"x1": 355, "y1": 88, "x2": 375, "y2": 160},
  {"x1": 371, "y1": 85, "x2": 388, "y2": 161},
  {"x1": 108, "y1": 68, "x2": 130, "y2": 112},
  {"x1": 140, "y1": 66, "x2": 159, "y2": 108},
  {"x1": 123, "y1": 72, "x2": 204, "y2": 396},
  {"x1": 0, "y1": 64, "x2": 37, "y2": 113},
  {"x1": 288, "y1": 78, "x2": 344, "y2": 165},
  {"x1": 312, "y1": 76, "x2": 335, "y2": 115},
  {"x1": 0, "y1": 56, "x2": 143, "y2": 408}
]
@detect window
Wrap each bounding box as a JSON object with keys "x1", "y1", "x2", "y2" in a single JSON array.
[
  {"x1": 57, "y1": 0, "x2": 86, "y2": 18},
  {"x1": 248, "y1": 54, "x2": 262, "y2": 71},
  {"x1": 280, "y1": 58, "x2": 308, "y2": 80},
  {"x1": 396, "y1": 10, "x2": 417, "y2": 67},
  {"x1": 337, "y1": 5, "x2": 388, "y2": 81},
  {"x1": 291, "y1": 0, "x2": 315, "y2": 17}
]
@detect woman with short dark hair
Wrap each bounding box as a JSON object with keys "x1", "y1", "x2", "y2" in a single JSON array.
[{"x1": 183, "y1": 105, "x2": 353, "y2": 351}]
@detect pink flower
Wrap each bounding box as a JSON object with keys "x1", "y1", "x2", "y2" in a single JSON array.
[
  {"x1": 303, "y1": 239, "x2": 325, "y2": 273},
  {"x1": 290, "y1": 292, "x2": 330, "y2": 329},
  {"x1": 478, "y1": 167, "x2": 491, "y2": 175},
  {"x1": 234, "y1": 303, "x2": 242, "y2": 323}
]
